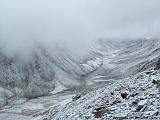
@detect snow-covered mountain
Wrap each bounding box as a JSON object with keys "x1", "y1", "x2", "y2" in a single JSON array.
[{"x1": 0, "y1": 38, "x2": 160, "y2": 120}]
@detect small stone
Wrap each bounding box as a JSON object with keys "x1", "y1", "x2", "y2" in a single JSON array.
[
  {"x1": 152, "y1": 79, "x2": 157, "y2": 84},
  {"x1": 146, "y1": 71, "x2": 152, "y2": 74},
  {"x1": 72, "y1": 94, "x2": 81, "y2": 101},
  {"x1": 93, "y1": 106, "x2": 109, "y2": 118},
  {"x1": 111, "y1": 92, "x2": 114, "y2": 95},
  {"x1": 87, "y1": 105, "x2": 92, "y2": 109},
  {"x1": 121, "y1": 92, "x2": 128, "y2": 99}
]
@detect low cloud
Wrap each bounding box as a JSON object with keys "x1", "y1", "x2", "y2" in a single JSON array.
[{"x1": 0, "y1": 0, "x2": 160, "y2": 57}]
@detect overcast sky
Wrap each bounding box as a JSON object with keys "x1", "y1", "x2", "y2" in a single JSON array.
[{"x1": 0, "y1": 0, "x2": 160, "y2": 57}]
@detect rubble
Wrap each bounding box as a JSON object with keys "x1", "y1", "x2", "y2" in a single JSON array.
[{"x1": 41, "y1": 68, "x2": 160, "y2": 120}]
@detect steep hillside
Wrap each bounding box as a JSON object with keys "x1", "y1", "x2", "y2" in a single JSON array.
[{"x1": 44, "y1": 68, "x2": 160, "y2": 120}]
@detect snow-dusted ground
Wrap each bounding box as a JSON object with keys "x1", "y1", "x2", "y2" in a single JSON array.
[{"x1": 39, "y1": 68, "x2": 160, "y2": 120}]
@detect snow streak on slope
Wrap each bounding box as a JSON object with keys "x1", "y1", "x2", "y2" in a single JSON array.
[{"x1": 87, "y1": 38, "x2": 160, "y2": 81}]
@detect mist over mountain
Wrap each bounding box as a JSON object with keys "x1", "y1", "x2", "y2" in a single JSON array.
[{"x1": 1, "y1": 0, "x2": 160, "y2": 59}]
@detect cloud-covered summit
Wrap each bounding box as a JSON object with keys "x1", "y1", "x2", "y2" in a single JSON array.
[{"x1": 1, "y1": 0, "x2": 160, "y2": 57}]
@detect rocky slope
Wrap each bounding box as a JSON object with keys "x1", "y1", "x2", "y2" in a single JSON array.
[{"x1": 39, "y1": 68, "x2": 160, "y2": 120}]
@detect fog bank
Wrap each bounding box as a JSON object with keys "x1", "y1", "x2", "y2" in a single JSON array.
[{"x1": 1, "y1": 0, "x2": 160, "y2": 57}]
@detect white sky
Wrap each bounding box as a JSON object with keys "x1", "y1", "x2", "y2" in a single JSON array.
[{"x1": 0, "y1": 0, "x2": 160, "y2": 56}]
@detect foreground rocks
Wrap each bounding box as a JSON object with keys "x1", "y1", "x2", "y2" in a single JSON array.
[{"x1": 38, "y1": 67, "x2": 160, "y2": 120}]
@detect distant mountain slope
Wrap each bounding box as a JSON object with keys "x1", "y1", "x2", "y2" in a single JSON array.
[{"x1": 86, "y1": 38, "x2": 160, "y2": 81}]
